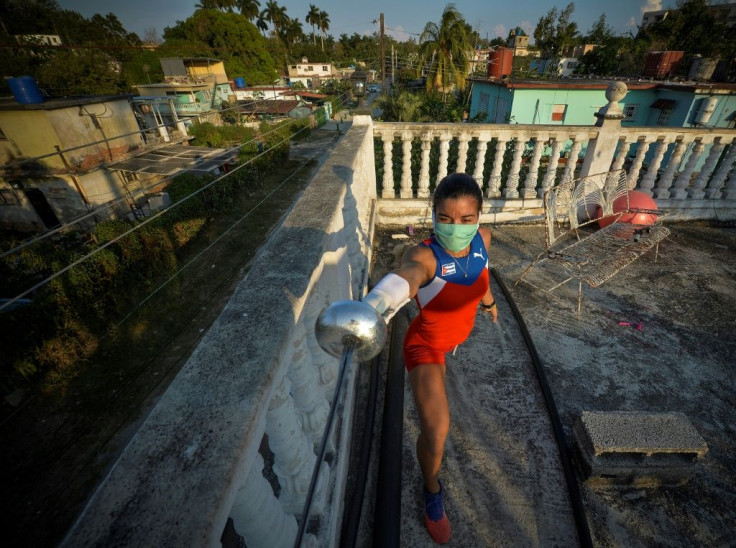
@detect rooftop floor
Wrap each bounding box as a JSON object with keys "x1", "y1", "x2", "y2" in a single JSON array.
[{"x1": 356, "y1": 221, "x2": 736, "y2": 546}]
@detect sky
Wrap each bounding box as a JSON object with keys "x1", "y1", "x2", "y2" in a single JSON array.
[{"x1": 56, "y1": 0, "x2": 667, "y2": 43}]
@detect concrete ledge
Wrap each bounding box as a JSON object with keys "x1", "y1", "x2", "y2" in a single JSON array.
[{"x1": 574, "y1": 411, "x2": 708, "y2": 487}]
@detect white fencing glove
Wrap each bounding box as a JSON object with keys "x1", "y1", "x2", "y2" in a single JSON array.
[{"x1": 362, "y1": 273, "x2": 411, "y2": 322}]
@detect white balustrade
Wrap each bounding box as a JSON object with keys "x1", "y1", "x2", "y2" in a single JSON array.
[
  {"x1": 692, "y1": 138, "x2": 723, "y2": 199},
  {"x1": 655, "y1": 140, "x2": 687, "y2": 199},
  {"x1": 418, "y1": 133, "x2": 432, "y2": 198},
  {"x1": 231, "y1": 453, "x2": 302, "y2": 548},
  {"x1": 487, "y1": 136, "x2": 507, "y2": 198},
  {"x1": 523, "y1": 137, "x2": 545, "y2": 199},
  {"x1": 640, "y1": 139, "x2": 668, "y2": 196},
  {"x1": 707, "y1": 138, "x2": 736, "y2": 199},
  {"x1": 472, "y1": 135, "x2": 489, "y2": 193}
]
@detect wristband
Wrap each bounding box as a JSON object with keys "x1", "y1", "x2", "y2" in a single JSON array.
[{"x1": 480, "y1": 300, "x2": 496, "y2": 310}]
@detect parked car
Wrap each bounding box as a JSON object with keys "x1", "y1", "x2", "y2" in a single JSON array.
[{"x1": 368, "y1": 84, "x2": 377, "y2": 93}]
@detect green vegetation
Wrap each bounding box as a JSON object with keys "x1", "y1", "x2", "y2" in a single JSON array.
[{"x1": 0, "y1": 119, "x2": 310, "y2": 394}]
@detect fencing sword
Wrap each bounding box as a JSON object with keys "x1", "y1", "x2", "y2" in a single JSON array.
[{"x1": 293, "y1": 300, "x2": 387, "y2": 547}]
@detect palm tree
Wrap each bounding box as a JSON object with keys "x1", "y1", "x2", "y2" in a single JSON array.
[
  {"x1": 237, "y1": 0, "x2": 261, "y2": 21},
  {"x1": 256, "y1": 11, "x2": 269, "y2": 36},
  {"x1": 317, "y1": 9, "x2": 330, "y2": 51},
  {"x1": 306, "y1": 4, "x2": 320, "y2": 46},
  {"x1": 418, "y1": 5, "x2": 472, "y2": 100},
  {"x1": 262, "y1": 0, "x2": 288, "y2": 37},
  {"x1": 283, "y1": 18, "x2": 304, "y2": 46}
]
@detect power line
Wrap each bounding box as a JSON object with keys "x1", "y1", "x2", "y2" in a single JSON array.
[
  {"x1": 0, "y1": 123, "x2": 311, "y2": 314},
  {"x1": 1, "y1": 96, "x2": 336, "y2": 259},
  {"x1": 0, "y1": 92, "x2": 353, "y2": 313}
]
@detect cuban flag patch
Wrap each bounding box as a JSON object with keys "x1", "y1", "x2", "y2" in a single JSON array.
[{"x1": 441, "y1": 262, "x2": 456, "y2": 276}]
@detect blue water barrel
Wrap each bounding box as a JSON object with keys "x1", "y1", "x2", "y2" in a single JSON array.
[
  {"x1": 7, "y1": 76, "x2": 44, "y2": 104},
  {"x1": 234, "y1": 77, "x2": 246, "y2": 89}
]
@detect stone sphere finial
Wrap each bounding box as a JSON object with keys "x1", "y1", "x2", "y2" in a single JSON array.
[
  {"x1": 605, "y1": 81, "x2": 628, "y2": 104},
  {"x1": 595, "y1": 81, "x2": 628, "y2": 123}
]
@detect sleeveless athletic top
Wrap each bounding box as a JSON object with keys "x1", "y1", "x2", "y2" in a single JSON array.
[{"x1": 409, "y1": 231, "x2": 490, "y2": 349}]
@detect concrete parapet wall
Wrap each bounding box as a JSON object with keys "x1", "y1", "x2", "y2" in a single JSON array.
[{"x1": 62, "y1": 122, "x2": 377, "y2": 547}]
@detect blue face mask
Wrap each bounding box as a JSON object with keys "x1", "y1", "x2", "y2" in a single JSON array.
[{"x1": 433, "y1": 213, "x2": 479, "y2": 252}]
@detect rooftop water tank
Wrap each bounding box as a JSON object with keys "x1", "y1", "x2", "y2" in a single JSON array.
[
  {"x1": 234, "y1": 77, "x2": 246, "y2": 89},
  {"x1": 6, "y1": 76, "x2": 44, "y2": 104},
  {"x1": 488, "y1": 48, "x2": 513, "y2": 79}
]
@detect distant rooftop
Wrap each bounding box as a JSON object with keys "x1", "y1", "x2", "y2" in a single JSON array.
[{"x1": 0, "y1": 94, "x2": 133, "y2": 111}]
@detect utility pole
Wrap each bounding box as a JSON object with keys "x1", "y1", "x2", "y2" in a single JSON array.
[
  {"x1": 391, "y1": 43, "x2": 395, "y2": 85},
  {"x1": 380, "y1": 13, "x2": 386, "y2": 93}
]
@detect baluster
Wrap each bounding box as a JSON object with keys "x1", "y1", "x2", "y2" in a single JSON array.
[
  {"x1": 381, "y1": 134, "x2": 394, "y2": 198},
  {"x1": 639, "y1": 139, "x2": 667, "y2": 196},
  {"x1": 655, "y1": 139, "x2": 688, "y2": 199},
  {"x1": 611, "y1": 137, "x2": 630, "y2": 171},
  {"x1": 231, "y1": 453, "x2": 302, "y2": 548},
  {"x1": 503, "y1": 137, "x2": 525, "y2": 198},
  {"x1": 266, "y1": 375, "x2": 328, "y2": 514},
  {"x1": 706, "y1": 139, "x2": 736, "y2": 199},
  {"x1": 627, "y1": 138, "x2": 652, "y2": 189},
  {"x1": 400, "y1": 132, "x2": 413, "y2": 198},
  {"x1": 418, "y1": 133, "x2": 432, "y2": 199},
  {"x1": 302, "y1": 288, "x2": 338, "y2": 397},
  {"x1": 691, "y1": 139, "x2": 723, "y2": 199},
  {"x1": 523, "y1": 137, "x2": 544, "y2": 198},
  {"x1": 437, "y1": 134, "x2": 451, "y2": 182},
  {"x1": 472, "y1": 135, "x2": 489, "y2": 193},
  {"x1": 723, "y1": 156, "x2": 736, "y2": 200},
  {"x1": 562, "y1": 137, "x2": 582, "y2": 183},
  {"x1": 672, "y1": 140, "x2": 705, "y2": 199},
  {"x1": 456, "y1": 133, "x2": 470, "y2": 174},
  {"x1": 288, "y1": 321, "x2": 330, "y2": 450},
  {"x1": 540, "y1": 138, "x2": 562, "y2": 197},
  {"x1": 487, "y1": 136, "x2": 508, "y2": 198}
]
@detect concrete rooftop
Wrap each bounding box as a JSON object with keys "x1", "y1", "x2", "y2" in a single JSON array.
[{"x1": 353, "y1": 221, "x2": 736, "y2": 546}]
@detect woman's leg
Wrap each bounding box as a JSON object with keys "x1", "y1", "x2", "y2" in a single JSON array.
[{"x1": 409, "y1": 363, "x2": 450, "y2": 494}]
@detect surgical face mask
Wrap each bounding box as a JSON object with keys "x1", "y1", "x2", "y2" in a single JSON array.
[{"x1": 433, "y1": 213, "x2": 479, "y2": 252}]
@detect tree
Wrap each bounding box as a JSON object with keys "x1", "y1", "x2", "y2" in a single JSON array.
[
  {"x1": 237, "y1": 0, "x2": 260, "y2": 21},
  {"x1": 318, "y1": 10, "x2": 330, "y2": 51},
  {"x1": 163, "y1": 9, "x2": 278, "y2": 84},
  {"x1": 261, "y1": 0, "x2": 288, "y2": 37},
  {"x1": 533, "y1": 2, "x2": 579, "y2": 58},
  {"x1": 283, "y1": 18, "x2": 304, "y2": 46},
  {"x1": 418, "y1": 5, "x2": 472, "y2": 99},
  {"x1": 256, "y1": 12, "x2": 269, "y2": 35},
  {"x1": 306, "y1": 4, "x2": 320, "y2": 46}
]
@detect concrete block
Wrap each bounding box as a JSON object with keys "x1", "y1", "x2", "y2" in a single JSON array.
[{"x1": 573, "y1": 411, "x2": 708, "y2": 487}]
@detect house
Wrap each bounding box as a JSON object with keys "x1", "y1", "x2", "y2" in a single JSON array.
[
  {"x1": 287, "y1": 58, "x2": 337, "y2": 88},
  {"x1": 135, "y1": 58, "x2": 235, "y2": 123},
  {"x1": 641, "y1": 1, "x2": 736, "y2": 29},
  {"x1": 0, "y1": 94, "x2": 159, "y2": 231},
  {"x1": 469, "y1": 77, "x2": 736, "y2": 129},
  {"x1": 0, "y1": 91, "x2": 236, "y2": 234},
  {"x1": 507, "y1": 27, "x2": 530, "y2": 57},
  {"x1": 231, "y1": 86, "x2": 293, "y2": 102}
]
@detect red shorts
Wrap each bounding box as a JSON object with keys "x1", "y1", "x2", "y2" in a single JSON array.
[
  {"x1": 403, "y1": 320, "x2": 457, "y2": 372},
  {"x1": 403, "y1": 343, "x2": 454, "y2": 372}
]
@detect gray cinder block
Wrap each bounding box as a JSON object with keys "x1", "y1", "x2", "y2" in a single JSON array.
[{"x1": 573, "y1": 411, "x2": 708, "y2": 487}]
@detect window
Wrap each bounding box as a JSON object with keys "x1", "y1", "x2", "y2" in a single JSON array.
[
  {"x1": 322, "y1": 65, "x2": 329, "y2": 71},
  {"x1": 657, "y1": 108, "x2": 672, "y2": 125},
  {"x1": 479, "y1": 91, "x2": 490, "y2": 114},
  {"x1": 306, "y1": 65, "x2": 314, "y2": 71},
  {"x1": 623, "y1": 104, "x2": 639, "y2": 122},
  {"x1": 551, "y1": 104, "x2": 566, "y2": 122},
  {"x1": 567, "y1": 61, "x2": 577, "y2": 69}
]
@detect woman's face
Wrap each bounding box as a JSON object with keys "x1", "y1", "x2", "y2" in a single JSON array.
[{"x1": 434, "y1": 195, "x2": 480, "y2": 225}]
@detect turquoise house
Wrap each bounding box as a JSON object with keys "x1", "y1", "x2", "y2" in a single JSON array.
[{"x1": 468, "y1": 78, "x2": 736, "y2": 129}]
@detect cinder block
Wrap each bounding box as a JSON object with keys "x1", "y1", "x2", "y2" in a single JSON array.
[{"x1": 573, "y1": 411, "x2": 708, "y2": 487}]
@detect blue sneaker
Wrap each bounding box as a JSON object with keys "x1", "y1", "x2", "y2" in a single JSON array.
[{"x1": 424, "y1": 481, "x2": 451, "y2": 544}]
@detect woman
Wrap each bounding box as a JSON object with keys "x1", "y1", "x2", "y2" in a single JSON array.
[{"x1": 363, "y1": 173, "x2": 497, "y2": 544}]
